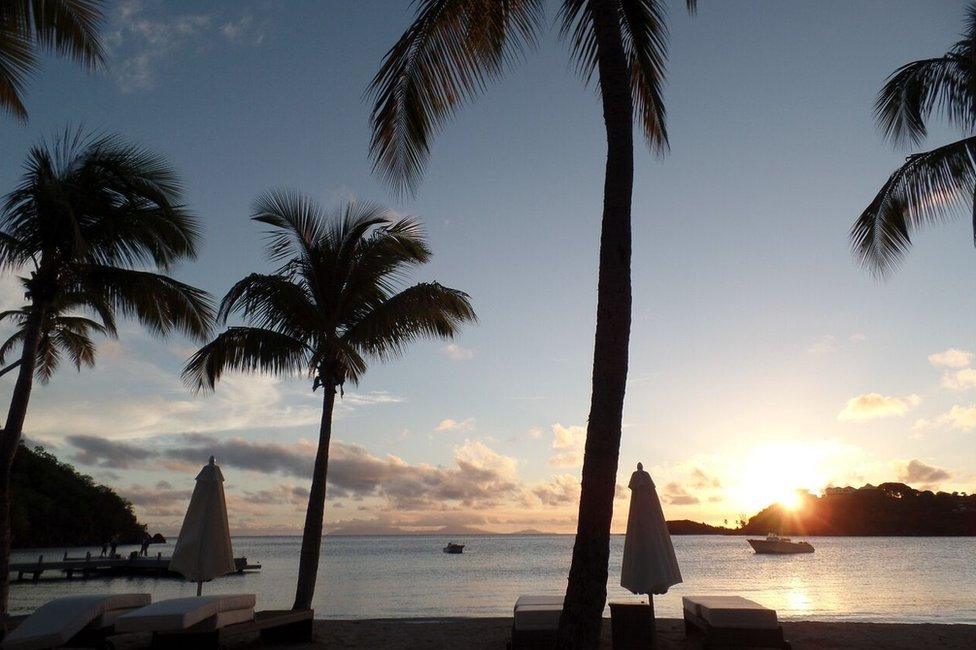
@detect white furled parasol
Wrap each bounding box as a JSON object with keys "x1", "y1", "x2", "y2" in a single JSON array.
[
  {"x1": 620, "y1": 462, "x2": 682, "y2": 595},
  {"x1": 169, "y1": 456, "x2": 236, "y2": 595}
]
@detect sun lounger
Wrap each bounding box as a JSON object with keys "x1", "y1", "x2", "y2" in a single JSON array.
[
  {"x1": 510, "y1": 595, "x2": 563, "y2": 649},
  {"x1": 682, "y1": 595, "x2": 791, "y2": 649},
  {"x1": 112, "y1": 596, "x2": 312, "y2": 649},
  {"x1": 2, "y1": 593, "x2": 150, "y2": 650}
]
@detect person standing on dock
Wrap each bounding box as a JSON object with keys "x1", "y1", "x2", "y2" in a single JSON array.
[
  {"x1": 109, "y1": 537, "x2": 118, "y2": 558},
  {"x1": 139, "y1": 533, "x2": 151, "y2": 557},
  {"x1": 100, "y1": 542, "x2": 107, "y2": 558}
]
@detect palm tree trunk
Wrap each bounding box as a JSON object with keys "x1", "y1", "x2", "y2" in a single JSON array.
[
  {"x1": 557, "y1": 1, "x2": 635, "y2": 648},
  {"x1": 293, "y1": 382, "x2": 337, "y2": 611},
  {"x1": 0, "y1": 302, "x2": 46, "y2": 614}
]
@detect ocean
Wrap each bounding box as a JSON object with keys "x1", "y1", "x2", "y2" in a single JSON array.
[{"x1": 9, "y1": 535, "x2": 976, "y2": 623}]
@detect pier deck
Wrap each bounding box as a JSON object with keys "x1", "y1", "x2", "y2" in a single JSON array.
[{"x1": 9, "y1": 553, "x2": 259, "y2": 582}]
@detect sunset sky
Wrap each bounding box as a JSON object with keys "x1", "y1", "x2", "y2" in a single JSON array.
[{"x1": 0, "y1": 0, "x2": 973, "y2": 535}]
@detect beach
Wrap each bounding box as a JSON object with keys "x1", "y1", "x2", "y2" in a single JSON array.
[{"x1": 104, "y1": 618, "x2": 976, "y2": 649}]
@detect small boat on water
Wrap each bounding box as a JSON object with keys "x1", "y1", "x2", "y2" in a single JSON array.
[
  {"x1": 748, "y1": 533, "x2": 814, "y2": 554},
  {"x1": 443, "y1": 542, "x2": 464, "y2": 554}
]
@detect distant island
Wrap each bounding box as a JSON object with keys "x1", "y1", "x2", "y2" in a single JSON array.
[
  {"x1": 11, "y1": 444, "x2": 147, "y2": 548},
  {"x1": 739, "y1": 482, "x2": 976, "y2": 536}
]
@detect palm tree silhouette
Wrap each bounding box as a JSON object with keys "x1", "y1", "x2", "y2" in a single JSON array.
[
  {"x1": 368, "y1": 1, "x2": 694, "y2": 644},
  {"x1": 0, "y1": 296, "x2": 115, "y2": 380},
  {"x1": 184, "y1": 190, "x2": 476, "y2": 611},
  {"x1": 0, "y1": 129, "x2": 213, "y2": 612},
  {"x1": 0, "y1": 0, "x2": 104, "y2": 120},
  {"x1": 852, "y1": 3, "x2": 976, "y2": 275}
]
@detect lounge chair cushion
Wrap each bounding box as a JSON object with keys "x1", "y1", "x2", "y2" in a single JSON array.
[
  {"x1": 513, "y1": 595, "x2": 563, "y2": 631},
  {"x1": 3, "y1": 593, "x2": 150, "y2": 650},
  {"x1": 115, "y1": 594, "x2": 256, "y2": 633},
  {"x1": 682, "y1": 595, "x2": 779, "y2": 630}
]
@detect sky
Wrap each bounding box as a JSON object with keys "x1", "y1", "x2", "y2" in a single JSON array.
[{"x1": 1, "y1": 0, "x2": 974, "y2": 535}]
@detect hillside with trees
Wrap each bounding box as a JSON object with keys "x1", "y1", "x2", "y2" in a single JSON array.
[
  {"x1": 10, "y1": 444, "x2": 145, "y2": 548},
  {"x1": 741, "y1": 483, "x2": 976, "y2": 536}
]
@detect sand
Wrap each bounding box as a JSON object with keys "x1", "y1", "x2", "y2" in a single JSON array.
[{"x1": 167, "y1": 617, "x2": 975, "y2": 649}]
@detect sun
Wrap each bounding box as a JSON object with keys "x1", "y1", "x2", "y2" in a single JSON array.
[{"x1": 728, "y1": 442, "x2": 827, "y2": 514}]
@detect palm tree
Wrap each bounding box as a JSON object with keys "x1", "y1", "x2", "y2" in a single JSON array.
[
  {"x1": 0, "y1": 0, "x2": 105, "y2": 120},
  {"x1": 0, "y1": 293, "x2": 116, "y2": 380},
  {"x1": 852, "y1": 3, "x2": 976, "y2": 275},
  {"x1": 367, "y1": 1, "x2": 694, "y2": 645},
  {"x1": 0, "y1": 129, "x2": 213, "y2": 612},
  {"x1": 183, "y1": 190, "x2": 476, "y2": 611}
]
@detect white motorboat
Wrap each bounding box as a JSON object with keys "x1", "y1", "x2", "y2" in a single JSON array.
[{"x1": 747, "y1": 533, "x2": 814, "y2": 554}]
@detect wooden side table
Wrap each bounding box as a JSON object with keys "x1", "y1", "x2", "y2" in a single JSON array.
[{"x1": 609, "y1": 599, "x2": 656, "y2": 650}]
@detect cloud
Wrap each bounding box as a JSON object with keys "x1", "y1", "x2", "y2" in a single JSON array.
[
  {"x1": 897, "y1": 459, "x2": 951, "y2": 487},
  {"x1": 532, "y1": 475, "x2": 581, "y2": 506},
  {"x1": 807, "y1": 335, "x2": 836, "y2": 355},
  {"x1": 849, "y1": 333, "x2": 867, "y2": 343},
  {"x1": 690, "y1": 467, "x2": 721, "y2": 490},
  {"x1": 915, "y1": 404, "x2": 976, "y2": 431},
  {"x1": 105, "y1": 1, "x2": 263, "y2": 92},
  {"x1": 662, "y1": 482, "x2": 700, "y2": 506},
  {"x1": 439, "y1": 344, "x2": 474, "y2": 361},
  {"x1": 68, "y1": 434, "x2": 156, "y2": 469},
  {"x1": 929, "y1": 348, "x2": 973, "y2": 369},
  {"x1": 528, "y1": 427, "x2": 543, "y2": 439},
  {"x1": 434, "y1": 418, "x2": 475, "y2": 433},
  {"x1": 69, "y1": 433, "x2": 522, "y2": 512},
  {"x1": 837, "y1": 393, "x2": 920, "y2": 421},
  {"x1": 940, "y1": 368, "x2": 976, "y2": 391},
  {"x1": 549, "y1": 423, "x2": 585, "y2": 468}
]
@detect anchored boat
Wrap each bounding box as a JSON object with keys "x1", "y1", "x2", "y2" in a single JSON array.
[
  {"x1": 747, "y1": 533, "x2": 814, "y2": 554},
  {"x1": 443, "y1": 542, "x2": 464, "y2": 554}
]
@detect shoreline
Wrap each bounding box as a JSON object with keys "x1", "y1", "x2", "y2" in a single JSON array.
[{"x1": 150, "y1": 617, "x2": 976, "y2": 649}]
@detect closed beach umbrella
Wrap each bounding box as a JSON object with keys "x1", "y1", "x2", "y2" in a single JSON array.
[
  {"x1": 169, "y1": 456, "x2": 236, "y2": 595},
  {"x1": 621, "y1": 462, "x2": 682, "y2": 595}
]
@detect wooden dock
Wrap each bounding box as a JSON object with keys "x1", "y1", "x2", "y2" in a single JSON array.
[{"x1": 9, "y1": 552, "x2": 260, "y2": 582}]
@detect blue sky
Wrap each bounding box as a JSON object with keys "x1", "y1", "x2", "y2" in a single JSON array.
[{"x1": 1, "y1": 0, "x2": 974, "y2": 534}]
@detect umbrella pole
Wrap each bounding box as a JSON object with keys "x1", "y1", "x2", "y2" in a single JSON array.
[{"x1": 197, "y1": 580, "x2": 203, "y2": 596}]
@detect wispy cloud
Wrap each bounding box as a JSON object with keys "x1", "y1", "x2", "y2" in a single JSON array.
[
  {"x1": 929, "y1": 348, "x2": 973, "y2": 369},
  {"x1": 439, "y1": 344, "x2": 474, "y2": 361},
  {"x1": 105, "y1": 0, "x2": 264, "y2": 92},
  {"x1": 434, "y1": 417, "x2": 475, "y2": 433},
  {"x1": 940, "y1": 368, "x2": 976, "y2": 391},
  {"x1": 837, "y1": 393, "x2": 920, "y2": 421},
  {"x1": 916, "y1": 404, "x2": 976, "y2": 431}
]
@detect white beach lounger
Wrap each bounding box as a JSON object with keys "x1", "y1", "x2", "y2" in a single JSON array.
[
  {"x1": 2, "y1": 593, "x2": 150, "y2": 650},
  {"x1": 682, "y1": 595, "x2": 790, "y2": 649},
  {"x1": 511, "y1": 595, "x2": 563, "y2": 649},
  {"x1": 114, "y1": 594, "x2": 255, "y2": 634}
]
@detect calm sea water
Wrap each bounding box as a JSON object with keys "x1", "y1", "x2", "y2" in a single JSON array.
[{"x1": 9, "y1": 535, "x2": 976, "y2": 623}]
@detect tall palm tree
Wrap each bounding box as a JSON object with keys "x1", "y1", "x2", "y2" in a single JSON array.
[
  {"x1": 0, "y1": 0, "x2": 105, "y2": 120},
  {"x1": 852, "y1": 3, "x2": 976, "y2": 275},
  {"x1": 368, "y1": 1, "x2": 694, "y2": 645},
  {"x1": 183, "y1": 190, "x2": 476, "y2": 611},
  {"x1": 0, "y1": 129, "x2": 213, "y2": 612}
]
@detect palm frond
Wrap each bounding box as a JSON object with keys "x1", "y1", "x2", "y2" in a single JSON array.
[
  {"x1": 50, "y1": 325, "x2": 96, "y2": 371},
  {"x1": 875, "y1": 55, "x2": 976, "y2": 147},
  {"x1": 366, "y1": 0, "x2": 544, "y2": 195},
  {"x1": 75, "y1": 265, "x2": 214, "y2": 340},
  {"x1": 27, "y1": 0, "x2": 105, "y2": 68},
  {"x1": 343, "y1": 281, "x2": 476, "y2": 362},
  {"x1": 252, "y1": 188, "x2": 329, "y2": 262},
  {"x1": 559, "y1": 0, "x2": 670, "y2": 152},
  {"x1": 182, "y1": 327, "x2": 311, "y2": 391},
  {"x1": 851, "y1": 136, "x2": 976, "y2": 276},
  {"x1": 218, "y1": 273, "x2": 321, "y2": 336},
  {"x1": 0, "y1": 0, "x2": 104, "y2": 120}
]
